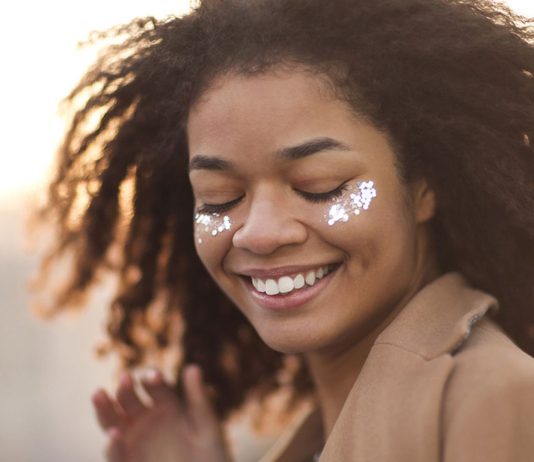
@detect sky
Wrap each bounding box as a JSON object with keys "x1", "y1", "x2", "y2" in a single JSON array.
[{"x1": 0, "y1": 0, "x2": 533, "y2": 204}]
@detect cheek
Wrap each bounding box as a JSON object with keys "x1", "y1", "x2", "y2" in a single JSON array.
[
  {"x1": 194, "y1": 212, "x2": 233, "y2": 245},
  {"x1": 313, "y1": 179, "x2": 410, "y2": 266},
  {"x1": 304, "y1": 179, "x2": 379, "y2": 241},
  {"x1": 194, "y1": 212, "x2": 235, "y2": 273},
  {"x1": 323, "y1": 180, "x2": 378, "y2": 227}
]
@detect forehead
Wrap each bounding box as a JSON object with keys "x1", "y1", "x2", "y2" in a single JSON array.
[
  {"x1": 190, "y1": 69, "x2": 336, "y2": 113},
  {"x1": 185, "y1": 69, "x2": 401, "y2": 181},
  {"x1": 186, "y1": 70, "x2": 348, "y2": 155}
]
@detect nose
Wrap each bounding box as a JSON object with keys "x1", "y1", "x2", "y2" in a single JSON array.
[{"x1": 232, "y1": 194, "x2": 308, "y2": 255}]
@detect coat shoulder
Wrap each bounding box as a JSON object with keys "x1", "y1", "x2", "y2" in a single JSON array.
[
  {"x1": 442, "y1": 318, "x2": 534, "y2": 462},
  {"x1": 447, "y1": 317, "x2": 534, "y2": 390}
]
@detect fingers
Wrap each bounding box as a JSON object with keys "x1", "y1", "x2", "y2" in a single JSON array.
[
  {"x1": 94, "y1": 369, "x2": 178, "y2": 431},
  {"x1": 141, "y1": 369, "x2": 182, "y2": 409},
  {"x1": 93, "y1": 372, "x2": 145, "y2": 430},
  {"x1": 183, "y1": 364, "x2": 219, "y2": 433},
  {"x1": 92, "y1": 389, "x2": 123, "y2": 430},
  {"x1": 116, "y1": 372, "x2": 145, "y2": 418}
]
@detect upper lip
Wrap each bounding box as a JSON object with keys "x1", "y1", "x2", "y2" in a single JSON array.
[{"x1": 237, "y1": 263, "x2": 339, "y2": 279}]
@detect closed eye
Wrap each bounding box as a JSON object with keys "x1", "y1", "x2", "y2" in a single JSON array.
[
  {"x1": 295, "y1": 182, "x2": 349, "y2": 203},
  {"x1": 195, "y1": 196, "x2": 244, "y2": 215},
  {"x1": 195, "y1": 181, "x2": 349, "y2": 215}
]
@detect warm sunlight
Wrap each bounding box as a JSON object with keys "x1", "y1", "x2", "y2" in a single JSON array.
[
  {"x1": 0, "y1": 0, "x2": 532, "y2": 203},
  {"x1": 0, "y1": 0, "x2": 192, "y2": 204},
  {"x1": 2, "y1": 2, "x2": 533, "y2": 462}
]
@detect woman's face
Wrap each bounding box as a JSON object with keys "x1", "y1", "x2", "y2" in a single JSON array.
[{"x1": 187, "y1": 70, "x2": 437, "y2": 355}]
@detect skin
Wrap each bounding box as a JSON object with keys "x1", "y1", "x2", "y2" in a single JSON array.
[
  {"x1": 188, "y1": 69, "x2": 441, "y2": 438},
  {"x1": 93, "y1": 68, "x2": 441, "y2": 460},
  {"x1": 92, "y1": 366, "x2": 231, "y2": 462}
]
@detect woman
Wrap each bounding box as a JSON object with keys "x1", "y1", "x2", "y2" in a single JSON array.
[{"x1": 39, "y1": 0, "x2": 534, "y2": 460}]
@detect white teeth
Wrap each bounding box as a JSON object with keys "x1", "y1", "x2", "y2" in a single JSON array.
[
  {"x1": 251, "y1": 265, "x2": 334, "y2": 296},
  {"x1": 294, "y1": 274, "x2": 305, "y2": 289},
  {"x1": 278, "y1": 276, "x2": 294, "y2": 294},
  {"x1": 265, "y1": 279, "x2": 279, "y2": 295},
  {"x1": 305, "y1": 271, "x2": 316, "y2": 286},
  {"x1": 252, "y1": 278, "x2": 266, "y2": 293}
]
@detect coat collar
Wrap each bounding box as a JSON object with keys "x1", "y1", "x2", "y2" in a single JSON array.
[
  {"x1": 261, "y1": 272, "x2": 499, "y2": 462},
  {"x1": 374, "y1": 272, "x2": 498, "y2": 360}
]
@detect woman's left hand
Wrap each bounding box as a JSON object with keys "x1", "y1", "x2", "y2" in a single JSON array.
[{"x1": 91, "y1": 364, "x2": 233, "y2": 462}]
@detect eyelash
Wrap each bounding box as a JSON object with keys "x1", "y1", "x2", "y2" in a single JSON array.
[
  {"x1": 195, "y1": 182, "x2": 349, "y2": 215},
  {"x1": 196, "y1": 196, "x2": 244, "y2": 215},
  {"x1": 295, "y1": 182, "x2": 349, "y2": 203}
]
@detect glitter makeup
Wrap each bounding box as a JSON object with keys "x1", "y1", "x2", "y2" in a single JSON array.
[
  {"x1": 325, "y1": 180, "x2": 377, "y2": 226},
  {"x1": 194, "y1": 212, "x2": 233, "y2": 244}
]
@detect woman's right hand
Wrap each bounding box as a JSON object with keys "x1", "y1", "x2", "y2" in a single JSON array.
[{"x1": 92, "y1": 364, "x2": 233, "y2": 462}]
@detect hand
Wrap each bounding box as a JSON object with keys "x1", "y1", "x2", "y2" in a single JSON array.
[{"x1": 92, "y1": 364, "x2": 232, "y2": 462}]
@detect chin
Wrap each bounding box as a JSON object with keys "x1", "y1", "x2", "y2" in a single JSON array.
[
  {"x1": 254, "y1": 325, "x2": 325, "y2": 355},
  {"x1": 263, "y1": 341, "x2": 312, "y2": 355}
]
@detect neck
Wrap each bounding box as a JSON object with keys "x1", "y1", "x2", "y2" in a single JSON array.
[
  {"x1": 305, "y1": 261, "x2": 441, "y2": 439},
  {"x1": 305, "y1": 328, "x2": 376, "y2": 440}
]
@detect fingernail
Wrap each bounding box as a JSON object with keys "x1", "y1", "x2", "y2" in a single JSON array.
[
  {"x1": 119, "y1": 372, "x2": 130, "y2": 385},
  {"x1": 143, "y1": 368, "x2": 160, "y2": 382},
  {"x1": 187, "y1": 363, "x2": 202, "y2": 382},
  {"x1": 91, "y1": 389, "x2": 106, "y2": 403},
  {"x1": 107, "y1": 427, "x2": 121, "y2": 440}
]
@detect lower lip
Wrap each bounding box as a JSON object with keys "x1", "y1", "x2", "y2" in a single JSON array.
[{"x1": 245, "y1": 269, "x2": 338, "y2": 311}]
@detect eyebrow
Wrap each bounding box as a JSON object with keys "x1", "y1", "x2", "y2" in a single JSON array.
[
  {"x1": 188, "y1": 137, "x2": 351, "y2": 172},
  {"x1": 188, "y1": 155, "x2": 232, "y2": 172},
  {"x1": 277, "y1": 137, "x2": 351, "y2": 160}
]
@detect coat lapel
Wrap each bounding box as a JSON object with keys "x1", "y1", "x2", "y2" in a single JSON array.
[
  {"x1": 263, "y1": 273, "x2": 498, "y2": 462},
  {"x1": 259, "y1": 405, "x2": 324, "y2": 462},
  {"x1": 320, "y1": 344, "x2": 455, "y2": 461}
]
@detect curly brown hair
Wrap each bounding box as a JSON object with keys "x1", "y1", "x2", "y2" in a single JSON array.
[{"x1": 37, "y1": 0, "x2": 534, "y2": 423}]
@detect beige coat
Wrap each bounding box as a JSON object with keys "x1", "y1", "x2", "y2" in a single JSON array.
[{"x1": 260, "y1": 273, "x2": 534, "y2": 462}]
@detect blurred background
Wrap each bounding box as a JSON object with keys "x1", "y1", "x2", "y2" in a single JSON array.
[{"x1": 1, "y1": 0, "x2": 533, "y2": 461}]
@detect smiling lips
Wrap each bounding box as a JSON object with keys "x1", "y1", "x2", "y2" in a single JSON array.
[{"x1": 251, "y1": 265, "x2": 334, "y2": 296}]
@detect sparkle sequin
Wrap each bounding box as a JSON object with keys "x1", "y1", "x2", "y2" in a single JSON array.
[
  {"x1": 194, "y1": 213, "x2": 232, "y2": 244},
  {"x1": 326, "y1": 180, "x2": 377, "y2": 226}
]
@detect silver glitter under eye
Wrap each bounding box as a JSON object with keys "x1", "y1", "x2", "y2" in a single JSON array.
[
  {"x1": 325, "y1": 180, "x2": 377, "y2": 226},
  {"x1": 194, "y1": 213, "x2": 232, "y2": 244}
]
